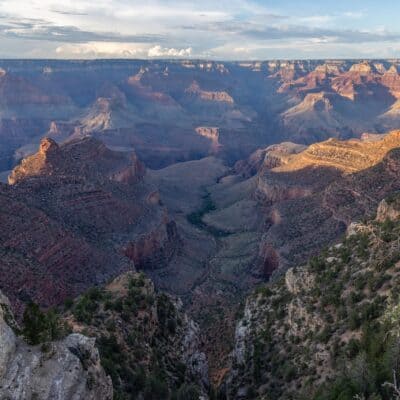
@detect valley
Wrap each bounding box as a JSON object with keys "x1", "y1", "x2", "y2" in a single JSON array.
[{"x1": 2, "y1": 59, "x2": 400, "y2": 399}]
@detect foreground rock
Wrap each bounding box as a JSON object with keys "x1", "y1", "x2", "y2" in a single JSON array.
[{"x1": 0, "y1": 290, "x2": 112, "y2": 400}]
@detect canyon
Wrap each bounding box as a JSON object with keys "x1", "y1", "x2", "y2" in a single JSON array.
[
  {"x1": 2, "y1": 59, "x2": 400, "y2": 175},
  {"x1": 2, "y1": 59, "x2": 400, "y2": 399}
]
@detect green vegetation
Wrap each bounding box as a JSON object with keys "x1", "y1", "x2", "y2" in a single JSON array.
[
  {"x1": 173, "y1": 383, "x2": 200, "y2": 400},
  {"x1": 22, "y1": 302, "x2": 68, "y2": 345},
  {"x1": 314, "y1": 318, "x2": 400, "y2": 400},
  {"x1": 187, "y1": 192, "x2": 216, "y2": 227},
  {"x1": 73, "y1": 287, "x2": 106, "y2": 324},
  {"x1": 68, "y1": 273, "x2": 203, "y2": 400},
  {"x1": 187, "y1": 191, "x2": 230, "y2": 237},
  {"x1": 231, "y1": 198, "x2": 400, "y2": 400}
]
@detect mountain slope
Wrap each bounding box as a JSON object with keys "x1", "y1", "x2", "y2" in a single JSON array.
[
  {"x1": 1, "y1": 137, "x2": 177, "y2": 312},
  {"x1": 255, "y1": 130, "x2": 400, "y2": 273},
  {"x1": 65, "y1": 271, "x2": 210, "y2": 399},
  {"x1": 226, "y1": 195, "x2": 400, "y2": 399}
]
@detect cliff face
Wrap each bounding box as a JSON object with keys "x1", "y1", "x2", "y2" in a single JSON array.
[
  {"x1": 1, "y1": 137, "x2": 178, "y2": 311},
  {"x1": 253, "y1": 131, "x2": 400, "y2": 274},
  {"x1": 226, "y1": 196, "x2": 400, "y2": 400},
  {"x1": 124, "y1": 218, "x2": 179, "y2": 270},
  {"x1": 0, "y1": 290, "x2": 112, "y2": 400}
]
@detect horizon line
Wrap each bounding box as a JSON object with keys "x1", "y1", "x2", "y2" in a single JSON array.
[{"x1": 1, "y1": 57, "x2": 400, "y2": 63}]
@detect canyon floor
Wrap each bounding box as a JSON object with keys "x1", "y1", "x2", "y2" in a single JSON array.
[{"x1": 146, "y1": 157, "x2": 265, "y2": 379}]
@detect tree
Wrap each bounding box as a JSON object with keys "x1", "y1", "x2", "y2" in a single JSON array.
[
  {"x1": 22, "y1": 302, "x2": 48, "y2": 345},
  {"x1": 176, "y1": 383, "x2": 200, "y2": 400},
  {"x1": 22, "y1": 303, "x2": 65, "y2": 345},
  {"x1": 144, "y1": 374, "x2": 168, "y2": 400}
]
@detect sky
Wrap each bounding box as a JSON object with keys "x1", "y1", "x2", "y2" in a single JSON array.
[{"x1": 0, "y1": 0, "x2": 400, "y2": 59}]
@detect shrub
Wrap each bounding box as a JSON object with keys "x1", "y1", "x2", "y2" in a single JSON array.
[
  {"x1": 22, "y1": 303, "x2": 66, "y2": 345},
  {"x1": 175, "y1": 384, "x2": 200, "y2": 400},
  {"x1": 22, "y1": 303, "x2": 48, "y2": 345},
  {"x1": 144, "y1": 374, "x2": 168, "y2": 400}
]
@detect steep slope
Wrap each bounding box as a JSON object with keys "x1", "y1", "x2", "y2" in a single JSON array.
[
  {"x1": 255, "y1": 130, "x2": 400, "y2": 273},
  {"x1": 79, "y1": 86, "x2": 137, "y2": 133},
  {"x1": 273, "y1": 130, "x2": 400, "y2": 173},
  {"x1": 0, "y1": 290, "x2": 112, "y2": 400},
  {"x1": 0, "y1": 69, "x2": 77, "y2": 170},
  {"x1": 65, "y1": 271, "x2": 209, "y2": 399},
  {"x1": 146, "y1": 157, "x2": 265, "y2": 378},
  {"x1": 226, "y1": 196, "x2": 400, "y2": 400},
  {"x1": 0, "y1": 182, "x2": 128, "y2": 314},
  {"x1": 281, "y1": 92, "x2": 349, "y2": 143},
  {"x1": 144, "y1": 131, "x2": 400, "y2": 380},
  {"x1": 1, "y1": 137, "x2": 178, "y2": 311}
]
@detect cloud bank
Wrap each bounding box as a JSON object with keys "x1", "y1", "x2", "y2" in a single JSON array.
[{"x1": 0, "y1": 0, "x2": 399, "y2": 59}]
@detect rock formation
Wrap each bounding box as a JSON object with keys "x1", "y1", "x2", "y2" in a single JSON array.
[
  {"x1": 253, "y1": 130, "x2": 400, "y2": 273},
  {"x1": 2, "y1": 59, "x2": 400, "y2": 172},
  {"x1": 1, "y1": 137, "x2": 178, "y2": 312},
  {"x1": 0, "y1": 290, "x2": 112, "y2": 400}
]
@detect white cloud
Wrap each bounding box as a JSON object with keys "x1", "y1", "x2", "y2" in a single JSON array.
[
  {"x1": 233, "y1": 47, "x2": 250, "y2": 53},
  {"x1": 343, "y1": 11, "x2": 364, "y2": 19},
  {"x1": 55, "y1": 42, "x2": 146, "y2": 58},
  {"x1": 147, "y1": 46, "x2": 192, "y2": 57},
  {"x1": 54, "y1": 42, "x2": 193, "y2": 59}
]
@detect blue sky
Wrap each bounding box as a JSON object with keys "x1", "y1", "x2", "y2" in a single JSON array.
[{"x1": 0, "y1": 0, "x2": 400, "y2": 59}]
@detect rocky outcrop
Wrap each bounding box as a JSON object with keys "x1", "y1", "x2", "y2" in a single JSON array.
[
  {"x1": 9, "y1": 136, "x2": 145, "y2": 185},
  {"x1": 349, "y1": 61, "x2": 375, "y2": 74},
  {"x1": 234, "y1": 142, "x2": 306, "y2": 177},
  {"x1": 195, "y1": 127, "x2": 221, "y2": 153},
  {"x1": 185, "y1": 81, "x2": 234, "y2": 104},
  {"x1": 284, "y1": 267, "x2": 314, "y2": 295},
  {"x1": 255, "y1": 176, "x2": 312, "y2": 205},
  {"x1": 376, "y1": 197, "x2": 400, "y2": 222},
  {"x1": 274, "y1": 130, "x2": 400, "y2": 173},
  {"x1": 274, "y1": 60, "x2": 400, "y2": 142},
  {"x1": 124, "y1": 218, "x2": 179, "y2": 269},
  {"x1": 0, "y1": 290, "x2": 112, "y2": 400}
]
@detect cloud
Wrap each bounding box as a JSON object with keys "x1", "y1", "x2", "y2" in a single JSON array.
[
  {"x1": 54, "y1": 43, "x2": 193, "y2": 59},
  {"x1": 342, "y1": 11, "x2": 365, "y2": 19},
  {"x1": 0, "y1": 0, "x2": 399, "y2": 59},
  {"x1": 50, "y1": 9, "x2": 89, "y2": 16},
  {"x1": 148, "y1": 46, "x2": 192, "y2": 57},
  {"x1": 55, "y1": 42, "x2": 146, "y2": 58},
  {"x1": 181, "y1": 17, "x2": 400, "y2": 45},
  {"x1": 239, "y1": 25, "x2": 400, "y2": 44},
  {"x1": 0, "y1": 17, "x2": 162, "y2": 43},
  {"x1": 233, "y1": 47, "x2": 251, "y2": 54}
]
